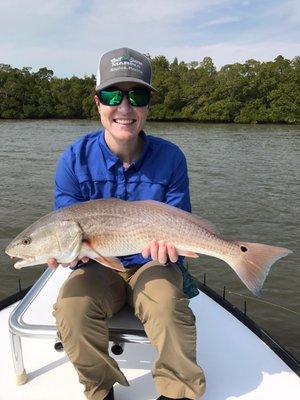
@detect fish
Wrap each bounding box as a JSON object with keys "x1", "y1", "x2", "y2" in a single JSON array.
[{"x1": 5, "y1": 198, "x2": 292, "y2": 295}]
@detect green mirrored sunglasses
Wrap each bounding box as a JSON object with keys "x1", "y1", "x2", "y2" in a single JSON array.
[{"x1": 97, "y1": 88, "x2": 151, "y2": 107}]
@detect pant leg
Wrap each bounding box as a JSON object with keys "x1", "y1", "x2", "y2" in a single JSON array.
[
  {"x1": 128, "y1": 262, "x2": 206, "y2": 400},
  {"x1": 53, "y1": 262, "x2": 129, "y2": 400}
]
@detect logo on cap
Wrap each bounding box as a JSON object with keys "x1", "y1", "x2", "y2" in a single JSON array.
[{"x1": 110, "y1": 54, "x2": 143, "y2": 75}]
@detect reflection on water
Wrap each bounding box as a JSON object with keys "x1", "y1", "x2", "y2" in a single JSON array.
[{"x1": 0, "y1": 120, "x2": 299, "y2": 360}]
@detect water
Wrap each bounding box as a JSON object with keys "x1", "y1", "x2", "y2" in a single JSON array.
[{"x1": 0, "y1": 120, "x2": 299, "y2": 360}]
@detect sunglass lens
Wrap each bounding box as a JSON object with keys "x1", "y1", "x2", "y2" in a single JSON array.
[
  {"x1": 128, "y1": 89, "x2": 150, "y2": 106},
  {"x1": 99, "y1": 90, "x2": 123, "y2": 106}
]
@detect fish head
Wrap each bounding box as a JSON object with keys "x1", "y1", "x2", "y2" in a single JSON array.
[{"x1": 5, "y1": 219, "x2": 83, "y2": 269}]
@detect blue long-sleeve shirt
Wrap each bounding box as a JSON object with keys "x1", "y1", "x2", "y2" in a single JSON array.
[{"x1": 54, "y1": 129, "x2": 191, "y2": 268}]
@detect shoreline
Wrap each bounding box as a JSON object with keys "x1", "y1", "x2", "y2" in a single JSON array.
[{"x1": 0, "y1": 117, "x2": 299, "y2": 125}]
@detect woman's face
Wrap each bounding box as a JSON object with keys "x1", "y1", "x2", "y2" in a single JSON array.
[{"x1": 94, "y1": 82, "x2": 149, "y2": 145}]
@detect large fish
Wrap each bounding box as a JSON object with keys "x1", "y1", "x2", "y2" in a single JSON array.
[{"x1": 5, "y1": 199, "x2": 292, "y2": 295}]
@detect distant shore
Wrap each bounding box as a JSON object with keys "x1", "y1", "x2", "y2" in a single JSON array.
[
  {"x1": 0, "y1": 117, "x2": 299, "y2": 125},
  {"x1": 1, "y1": 54, "x2": 299, "y2": 123}
]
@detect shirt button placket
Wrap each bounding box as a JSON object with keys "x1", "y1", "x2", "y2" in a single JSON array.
[{"x1": 116, "y1": 166, "x2": 126, "y2": 199}]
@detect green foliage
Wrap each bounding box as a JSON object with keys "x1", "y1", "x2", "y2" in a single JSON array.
[{"x1": 0, "y1": 55, "x2": 299, "y2": 123}]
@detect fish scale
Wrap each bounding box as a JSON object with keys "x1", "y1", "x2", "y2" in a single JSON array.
[{"x1": 5, "y1": 198, "x2": 292, "y2": 295}]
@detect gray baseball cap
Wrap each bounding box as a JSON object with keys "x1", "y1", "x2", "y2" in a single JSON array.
[{"x1": 96, "y1": 47, "x2": 156, "y2": 91}]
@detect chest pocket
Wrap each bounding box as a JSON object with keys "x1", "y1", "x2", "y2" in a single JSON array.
[
  {"x1": 79, "y1": 179, "x2": 118, "y2": 200},
  {"x1": 125, "y1": 176, "x2": 168, "y2": 201}
]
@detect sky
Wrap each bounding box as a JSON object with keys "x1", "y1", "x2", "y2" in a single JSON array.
[{"x1": 0, "y1": 0, "x2": 299, "y2": 78}]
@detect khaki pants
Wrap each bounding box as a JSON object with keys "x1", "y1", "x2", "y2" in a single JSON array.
[{"x1": 53, "y1": 261, "x2": 206, "y2": 400}]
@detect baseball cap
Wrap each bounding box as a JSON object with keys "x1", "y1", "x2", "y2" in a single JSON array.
[{"x1": 96, "y1": 47, "x2": 156, "y2": 91}]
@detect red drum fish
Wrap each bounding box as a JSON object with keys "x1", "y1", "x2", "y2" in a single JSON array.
[{"x1": 5, "y1": 199, "x2": 292, "y2": 295}]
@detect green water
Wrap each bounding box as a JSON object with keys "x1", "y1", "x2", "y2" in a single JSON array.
[{"x1": 0, "y1": 120, "x2": 299, "y2": 360}]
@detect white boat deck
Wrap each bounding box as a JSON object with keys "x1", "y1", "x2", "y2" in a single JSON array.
[{"x1": 0, "y1": 267, "x2": 299, "y2": 400}]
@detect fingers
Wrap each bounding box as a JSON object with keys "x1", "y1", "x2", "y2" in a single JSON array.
[
  {"x1": 142, "y1": 240, "x2": 178, "y2": 265},
  {"x1": 150, "y1": 239, "x2": 159, "y2": 262},
  {"x1": 142, "y1": 244, "x2": 151, "y2": 259},
  {"x1": 158, "y1": 240, "x2": 167, "y2": 265},
  {"x1": 167, "y1": 243, "x2": 179, "y2": 263},
  {"x1": 47, "y1": 257, "x2": 90, "y2": 269},
  {"x1": 141, "y1": 240, "x2": 159, "y2": 262},
  {"x1": 48, "y1": 258, "x2": 59, "y2": 269},
  {"x1": 66, "y1": 258, "x2": 79, "y2": 268}
]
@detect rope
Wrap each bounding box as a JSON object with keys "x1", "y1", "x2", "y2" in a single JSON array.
[{"x1": 227, "y1": 291, "x2": 300, "y2": 317}]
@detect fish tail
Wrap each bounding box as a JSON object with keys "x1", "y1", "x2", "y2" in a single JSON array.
[{"x1": 226, "y1": 242, "x2": 292, "y2": 295}]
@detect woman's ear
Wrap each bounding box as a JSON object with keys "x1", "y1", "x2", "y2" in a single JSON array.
[{"x1": 94, "y1": 95, "x2": 101, "y2": 114}]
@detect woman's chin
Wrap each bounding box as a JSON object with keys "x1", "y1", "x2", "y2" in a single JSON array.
[{"x1": 111, "y1": 124, "x2": 139, "y2": 137}]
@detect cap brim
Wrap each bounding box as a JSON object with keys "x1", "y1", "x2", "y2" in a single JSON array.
[{"x1": 96, "y1": 77, "x2": 157, "y2": 92}]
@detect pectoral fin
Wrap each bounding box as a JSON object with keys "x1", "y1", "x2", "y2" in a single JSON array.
[
  {"x1": 93, "y1": 255, "x2": 126, "y2": 272},
  {"x1": 81, "y1": 239, "x2": 126, "y2": 272}
]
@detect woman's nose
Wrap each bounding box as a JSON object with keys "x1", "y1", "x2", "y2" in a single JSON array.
[{"x1": 117, "y1": 95, "x2": 132, "y2": 113}]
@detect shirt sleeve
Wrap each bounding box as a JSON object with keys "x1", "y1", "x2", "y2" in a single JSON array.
[
  {"x1": 54, "y1": 150, "x2": 85, "y2": 210},
  {"x1": 165, "y1": 148, "x2": 191, "y2": 213}
]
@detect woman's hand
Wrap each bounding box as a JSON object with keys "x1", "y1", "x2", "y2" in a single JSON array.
[
  {"x1": 47, "y1": 257, "x2": 90, "y2": 269},
  {"x1": 142, "y1": 239, "x2": 178, "y2": 265}
]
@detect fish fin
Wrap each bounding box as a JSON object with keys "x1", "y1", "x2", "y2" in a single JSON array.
[
  {"x1": 226, "y1": 242, "x2": 292, "y2": 296},
  {"x1": 93, "y1": 255, "x2": 126, "y2": 272},
  {"x1": 177, "y1": 250, "x2": 199, "y2": 258},
  {"x1": 81, "y1": 239, "x2": 126, "y2": 272},
  {"x1": 137, "y1": 200, "x2": 219, "y2": 235}
]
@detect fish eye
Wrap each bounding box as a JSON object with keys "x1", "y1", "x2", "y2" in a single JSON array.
[
  {"x1": 22, "y1": 238, "x2": 31, "y2": 246},
  {"x1": 240, "y1": 246, "x2": 248, "y2": 252}
]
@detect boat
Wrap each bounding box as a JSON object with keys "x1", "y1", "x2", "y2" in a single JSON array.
[{"x1": 0, "y1": 266, "x2": 299, "y2": 399}]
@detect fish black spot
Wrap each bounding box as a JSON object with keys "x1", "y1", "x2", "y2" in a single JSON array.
[{"x1": 240, "y1": 246, "x2": 248, "y2": 252}]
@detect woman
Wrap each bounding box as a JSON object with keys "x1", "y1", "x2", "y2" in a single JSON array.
[{"x1": 49, "y1": 47, "x2": 205, "y2": 400}]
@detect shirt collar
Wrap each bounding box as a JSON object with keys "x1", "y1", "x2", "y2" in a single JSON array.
[
  {"x1": 132, "y1": 130, "x2": 150, "y2": 171},
  {"x1": 98, "y1": 129, "x2": 150, "y2": 171}
]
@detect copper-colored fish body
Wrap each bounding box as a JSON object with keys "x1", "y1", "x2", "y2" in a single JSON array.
[{"x1": 5, "y1": 199, "x2": 292, "y2": 295}]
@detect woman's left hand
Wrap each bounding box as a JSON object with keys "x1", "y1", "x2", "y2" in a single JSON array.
[{"x1": 142, "y1": 239, "x2": 178, "y2": 265}]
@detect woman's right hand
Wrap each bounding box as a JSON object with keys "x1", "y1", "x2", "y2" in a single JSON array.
[
  {"x1": 141, "y1": 239, "x2": 178, "y2": 265},
  {"x1": 47, "y1": 257, "x2": 90, "y2": 269}
]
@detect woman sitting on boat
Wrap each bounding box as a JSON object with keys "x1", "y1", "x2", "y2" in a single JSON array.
[{"x1": 48, "y1": 47, "x2": 206, "y2": 400}]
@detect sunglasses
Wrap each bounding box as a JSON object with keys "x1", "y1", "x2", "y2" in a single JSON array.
[{"x1": 97, "y1": 88, "x2": 151, "y2": 107}]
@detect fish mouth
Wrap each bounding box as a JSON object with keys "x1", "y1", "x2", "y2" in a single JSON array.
[{"x1": 9, "y1": 256, "x2": 35, "y2": 269}]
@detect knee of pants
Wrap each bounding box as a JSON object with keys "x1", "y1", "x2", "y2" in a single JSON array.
[
  {"x1": 134, "y1": 281, "x2": 191, "y2": 326},
  {"x1": 54, "y1": 294, "x2": 104, "y2": 332},
  {"x1": 53, "y1": 267, "x2": 125, "y2": 330}
]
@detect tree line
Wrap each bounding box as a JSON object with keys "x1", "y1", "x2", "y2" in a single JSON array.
[{"x1": 0, "y1": 55, "x2": 299, "y2": 123}]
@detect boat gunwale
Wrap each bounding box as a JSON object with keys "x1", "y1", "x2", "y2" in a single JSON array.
[{"x1": 197, "y1": 280, "x2": 300, "y2": 376}]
